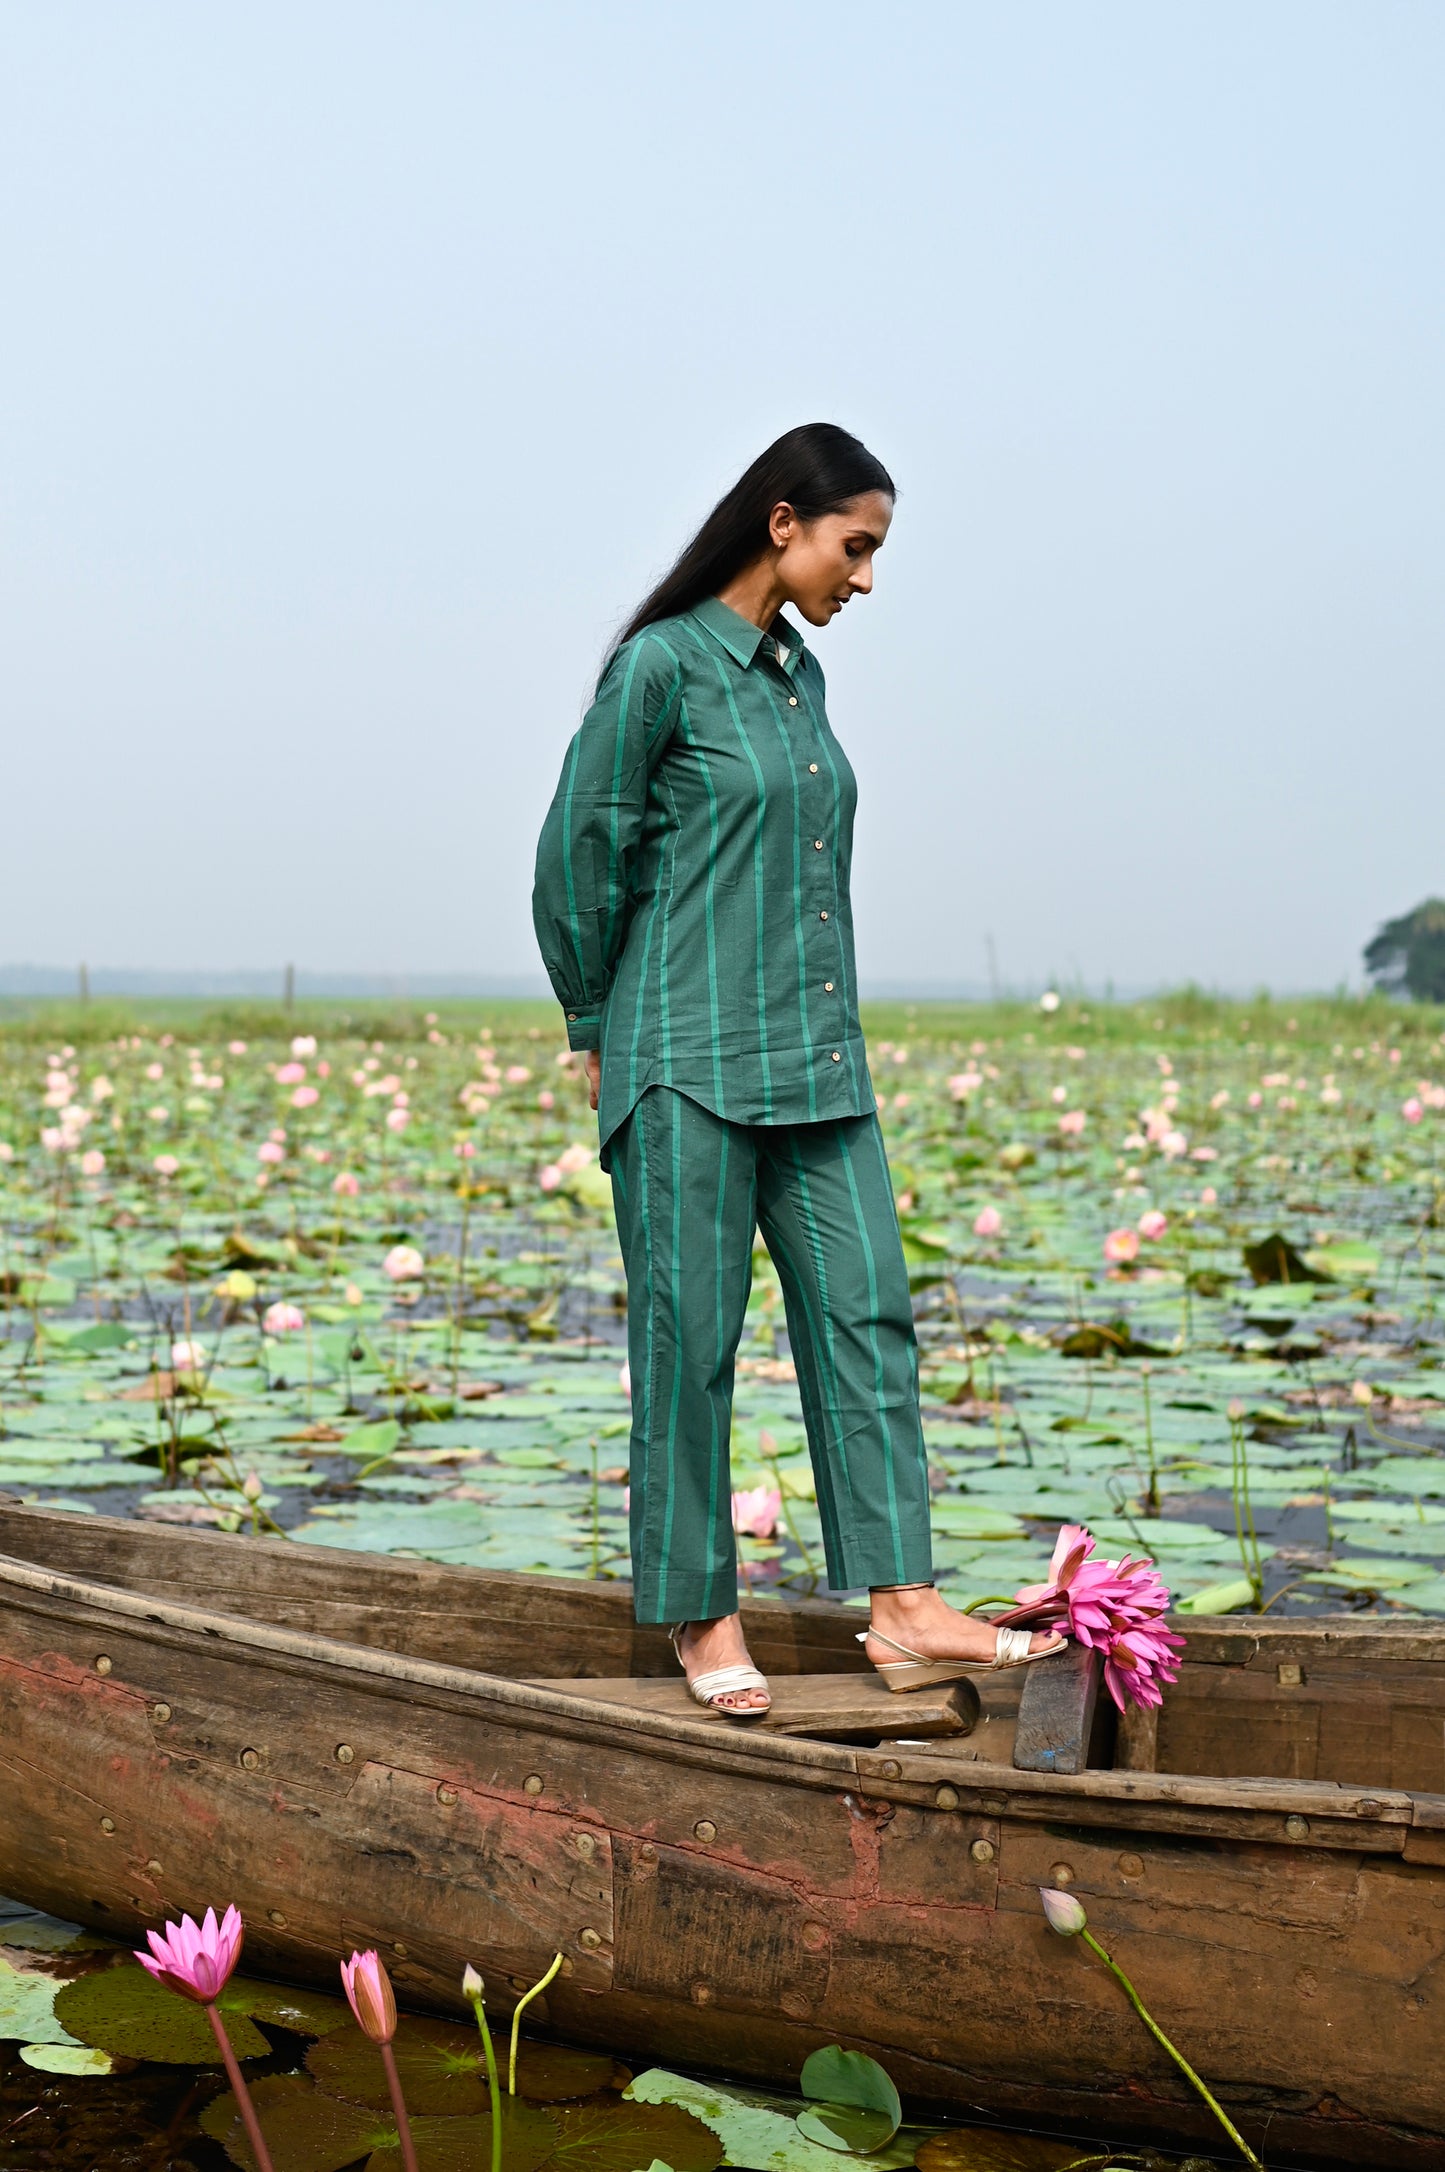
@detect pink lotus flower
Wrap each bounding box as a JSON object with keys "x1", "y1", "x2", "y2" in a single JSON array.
[
  {"x1": 455, "y1": 1139, "x2": 476, "y2": 1158},
  {"x1": 257, "y1": 1141, "x2": 285, "y2": 1165},
  {"x1": 275, "y1": 1061, "x2": 306, "y2": 1085},
  {"x1": 383, "y1": 1244, "x2": 424, "y2": 1281},
  {"x1": 538, "y1": 1089, "x2": 555, "y2": 1110},
  {"x1": 228, "y1": 1039, "x2": 248, "y2": 1055},
  {"x1": 1039, "y1": 1886, "x2": 1087, "y2": 1936},
  {"x1": 171, "y1": 1339, "x2": 207, "y2": 1371},
  {"x1": 1103, "y1": 1227, "x2": 1140, "y2": 1264},
  {"x1": 145, "y1": 1061, "x2": 165, "y2": 1082},
  {"x1": 538, "y1": 1163, "x2": 563, "y2": 1192},
  {"x1": 558, "y1": 1142, "x2": 593, "y2": 1175},
  {"x1": 340, "y1": 1949, "x2": 398, "y2": 2044},
  {"x1": 1137, "y1": 1209, "x2": 1167, "y2": 1241},
  {"x1": 732, "y1": 1485, "x2": 782, "y2": 1539},
  {"x1": 619, "y1": 1360, "x2": 631, "y2": 1399},
  {"x1": 291, "y1": 1035, "x2": 317, "y2": 1059},
  {"x1": 385, "y1": 1106, "x2": 410, "y2": 1133},
  {"x1": 153, "y1": 1154, "x2": 179, "y2": 1178},
  {"x1": 998, "y1": 1524, "x2": 1183, "y2": 1712},
  {"x1": 1403, "y1": 1097, "x2": 1424, "y2": 1124},
  {"x1": 290, "y1": 1085, "x2": 319, "y2": 1108},
  {"x1": 973, "y1": 1205, "x2": 1003, "y2": 1238},
  {"x1": 316, "y1": 1059, "x2": 331, "y2": 1078},
  {"x1": 332, "y1": 1171, "x2": 360, "y2": 1196},
  {"x1": 263, "y1": 1301, "x2": 305, "y2": 1334},
  {"x1": 1200, "y1": 1185, "x2": 1218, "y2": 1205},
  {"x1": 1103, "y1": 1618, "x2": 1185, "y2": 1711},
  {"x1": 1057, "y1": 1109, "x2": 1086, "y2": 1137},
  {"x1": 505, "y1": 1064, "x2": 531, "y2": 1084},
  {"x1": 947, "y1": 1070, "x2": 982, "y2": 1100},
  {"x1": 80, "y1": 1148, "x2": 106, "y2": 1177},
  {"x1": 136, "y1": 1905, "x2": 243, "y2": 2003}
]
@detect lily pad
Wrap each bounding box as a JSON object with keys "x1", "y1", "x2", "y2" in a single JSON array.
[
  {"x1": 627, "y1": 2070, "x2": 852, "y2": 2172},
  {"x1": 0, "y1": 1956, "x2": 84, "y2": 2046},
  {"x1": 308, "y1": 2016, "x2": 614, "y2": 2113},
  {"x1": 201, "y1": 2072, "x2": 399, "y2": 2172},
  {"x1": 800, "y1": 2047, "x2": 901, "y2": 2140},
  {"x1": 56, "y1": 1963, "x2": 272, "y2": 2062},
  {"x1": 19, "y1": 2041, "x2": 119, "y2": 2075},
  {"x1": 797, "y1": 2105, "x2": 899, "y2": 2152},
  {"x1": 542, "y1": 2096, "x2": 723, "y2": 2172}
]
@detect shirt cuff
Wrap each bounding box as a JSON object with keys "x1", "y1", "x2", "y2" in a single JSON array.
[{"x1": 562, "y1": 1009, "x2": 602, "y2": 1052}]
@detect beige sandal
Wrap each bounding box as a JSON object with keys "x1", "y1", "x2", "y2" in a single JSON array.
[
  {"x1": 670, "y1": 1624, "x2": 772, "y2": 1719},
  {"x1": 859, "y1": 1623, "x2": 1067, "y2": 1693}
]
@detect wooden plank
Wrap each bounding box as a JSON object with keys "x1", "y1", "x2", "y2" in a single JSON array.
[
  {"x1": 1013, "y1": 1641, "x2": 1105, "y2": 1774},
  {"x1": 525, "y1": 1672, "x2": 979, "y2": 1742}
]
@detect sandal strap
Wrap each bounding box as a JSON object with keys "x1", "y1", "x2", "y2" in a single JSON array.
[
  {"x1": 690, "y1": 1664, "x2": 770, "y2": 1701},
  {"x1": 856, "y1": 1627, "x2": 929, "y2": 1665},
  {"x1": 994, "y1": 1627, "x2": 1042, "y2": 1665}
]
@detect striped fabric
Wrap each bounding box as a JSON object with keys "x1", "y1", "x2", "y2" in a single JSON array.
[
  {"x1": 610, "y1": 1087, "x2": 933, "y2": 1621},
  {"x1": 532, "y1": 596, "x2": 877, "y2": 1163}
]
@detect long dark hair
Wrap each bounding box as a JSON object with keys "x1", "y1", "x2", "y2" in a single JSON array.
[{"x1": 605, "y1": 423, "x2": 895, "y2": 675}]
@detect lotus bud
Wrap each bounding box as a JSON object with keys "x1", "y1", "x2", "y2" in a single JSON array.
[
  {"x1": 1039, "y1": 1886, "x2": 1088, "y2": 1937},
  {"x1": 241, "y1": 1472, "x2": 264, "y2": 1503},
  {"x1": 340, "y1": 1949, "x2": 397, "y2": 2044},
  {"x1": 462, "y1": 1962, "x2": 484, "y2": 2002}
]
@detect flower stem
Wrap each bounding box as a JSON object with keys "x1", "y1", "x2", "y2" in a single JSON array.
[
  {"x1": 508, "y1": 1952, "x2": 564, "y2": 2093},
  {"x1": 1078, "y1": 1929, "x2": 1264, "y2": 2168},
  {"x1": 467, "y1": 1986, "x2": 504, "y2": 2172},
  {"x1": 379, "y1": 2040, "x2": 419, "y2": 2172},
  {"x1": 204, "y1": 2004, "x2": 276, "y2": 2172}
]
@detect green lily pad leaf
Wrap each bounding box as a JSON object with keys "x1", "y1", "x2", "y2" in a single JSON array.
[
  {"x1": 19, "y1": 2041, "x2": 119, "y2": 2075},
  {"x1": 0, "y1": 1957, "x2": 84, "y2": 2045},
  {"x1": 241, "y1": 1981, "x2": 352, "y2": 2036},
  {"x1": 50, "y1": 1322, "x2": 138, "y2": 1353},
  {"x1": 800, "y1": 2048, "x2": 900, "y2": 2135},
  {"x1": 337, "y1": 1419, "x2": 402, "y2": 1461},
  {"x1": 55, "y1": 1964, "x2": 270, "y2": 2062},
  {"x1": 1303, "y1": 1242, "x2": 1380, "y2": 1282},
  {"x1": 201, "y1": 2072, "x2": 394, "y2": 2171},
  {"x1": 796, "y1": 2104, "x2": 899, "y2": 2152},
  {"x1": 0, "y1": 1912, "x2": 118, "y2": 1954},
  {"x1": 372, "y1": 2104, "x2": 557, "y2": 2172},
  {"x1": 626, "y1": 2071, "x2": 844, "y2": 2172},
  {"x1": 541, "y1": 2096, "x2": 722, "y2": 2172},
  {"x1": 514, "y1": 2038, "x2": 625, "y2": 2102},
  {"x1": 21, "y1": 1274, "x2": 77, "y2": 1307},
  {"x1": 1173, "y1": 1577, "x2": 1258, "y2": 1615}
]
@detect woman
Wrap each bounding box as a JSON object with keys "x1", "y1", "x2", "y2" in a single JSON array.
[{"x1": 533, "y1": 424, "x2": 1061, "y2": 1715}]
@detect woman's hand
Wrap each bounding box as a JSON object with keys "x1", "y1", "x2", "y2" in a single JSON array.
[{"x1": 585, "y1": 1049, "x2": 601, "y2": 1110}]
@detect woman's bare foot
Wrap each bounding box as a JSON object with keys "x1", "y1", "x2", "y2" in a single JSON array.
[
  {"x1": 866, "y1": 1582, "x2": 1059, "y2": 1668},
  {"x1": 675, "y1": 1613, "x2": 770, "y2": 1712}
]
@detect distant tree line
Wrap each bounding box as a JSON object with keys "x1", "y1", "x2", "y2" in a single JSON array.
[{"x1": 1364, "y1": 899, "x2": 1445, "y2": 1002}]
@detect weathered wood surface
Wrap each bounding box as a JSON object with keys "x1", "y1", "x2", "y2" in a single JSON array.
[
  {"x1": 527, "y1": 1671, "x2": 981, "y2": 1741},
  {"x1": 1, "y1": 1522, "x2": 1445, "y2": 2164},
  {"x1": 1013, "y1": 1640, "x2": 1109, "y2": 1774}
]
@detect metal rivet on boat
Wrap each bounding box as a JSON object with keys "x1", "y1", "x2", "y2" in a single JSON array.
[
  {"x1": 980, "y1": 1794, "x2": 1006, "y2": 1816},
  {"x1": 1277, "y1": 1662, "x2": 1303, "y2": 1686},
  {"x1": 95, "y1": 1656, "x2": 112, "y2": 1675},
  {"x1": 1357, "y1": 1799, "x2": 1383, "y2": 1819},
  {"x1": 578, "y1": 1928, "x2": 602, "y2": 1951},
  {"x1": 693, "y1": 1818, "x2": 717, "y2": 1843},
  {"x1": 524, "y1": 1774, "x2": 544, "y2": 1796},
  {"x1": 437, "y1": 1785, "x2": 458, "y2": 1806},
  {"x1": 393, "y1": 1943, "x2": 408, "y2": 1958},
  {"x1": 1049, "y1": 1862, "x2": 1074, "y2": 1886},
  {"x1": 575, "y1": 1832, "x2": 597, "y2": 1860},
  {"x1": 100, "y1": 1817, "x2": 116, "y2": 1834},
  {"x1": 1294, "y1": 1967, "x2": 1318, "y2": 1998},
  {"x1": 691, "y1": 1982, "x2": 712, "y2": 2005},
  {"x1": 934, "y1": 1785, "x2": 959, "y2": 1810},
  {"x1": 1285, "y1": 1814, "x2": 1310, "y2": 1841},
  {"x1": 145, "y1": 1860, "x2": 162, "y2": 1876},
  {"x1": 269, "y1": 1910, "x2": 287, "y2": 1928},
  {"x1": 1118, "y1": 1853, "x2": 1144, "y2": 1879},
  {"x1": 878, "y1": 1759, "x2": 902, "y2": 1779},
  {"x1": 801, "y1": 1921, "x2": 828, "y2": 1952},
  {"x1": 969, "y1": 1838, "x2": 995, "y2": 1864},
  {"x1": 152, "y1": 1703, "x2": 171, "y2": 1723},
  {"x1": 781, "y1": 1991, "x2": 809, "y2": 2020},
  {"x1": 240, "y1": 1748, "x2": 260, "y2": 1770},
  {"x1": 638, "y1": 1843, "x2": 657, "y2": 1865},
  {"x1": 335, "y1": 1744, "x2": 355, "y2": 1765}
]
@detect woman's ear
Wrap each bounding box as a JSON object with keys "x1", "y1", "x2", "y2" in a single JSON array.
[{"x1": 768, "y1": 500, "x2": 797, "y2": 549}]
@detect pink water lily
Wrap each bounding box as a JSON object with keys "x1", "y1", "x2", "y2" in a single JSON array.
[
  {"x1": 340, "y1": 1948, "x2": 398, "y2": 2044},
  {"x1": 1137, "y1": 1208, "x2": 1167, "y2": 1240},
  {"x1": 1103, "y1": 1227, "x2": 1140, "y2": 1264},
  {"x1": 732, "y1": 1485, "x2": 782, "y2": 1539},
  {"x1": 135, "y1": 1905, "x2": 243, "y2": 2002},
  {"x1": 262, "y1": 1301, "x2": 305, "y2": 1335},
  {"x1": 995, "y1": 1524, "x2": 1183, "y2": 1713},
  {"x1": 972, "y1": 1205, "x2": 1003, "y2": 1238}
]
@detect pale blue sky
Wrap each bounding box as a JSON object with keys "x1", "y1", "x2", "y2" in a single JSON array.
[{"x1": 3, "y1": 4, "x2": 1442, "y2": 993}]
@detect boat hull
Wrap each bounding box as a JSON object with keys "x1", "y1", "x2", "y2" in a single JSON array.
[{"x1": 0, "y1": 1508, "x2": 1442, "y2": 2167}]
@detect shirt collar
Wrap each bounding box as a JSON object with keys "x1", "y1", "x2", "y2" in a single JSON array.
[{"x1": 692, "y1": 596, "x2": 806, "y2": 676}]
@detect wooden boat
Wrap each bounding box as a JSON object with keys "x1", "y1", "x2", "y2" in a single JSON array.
[{"x1": 0, "y1": 1498, "x2": 1442, "y2": 2169}]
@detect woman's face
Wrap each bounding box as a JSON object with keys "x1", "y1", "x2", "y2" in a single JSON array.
[{"x1": 771, "y1": 490, "x2": 894, "y2": 627}]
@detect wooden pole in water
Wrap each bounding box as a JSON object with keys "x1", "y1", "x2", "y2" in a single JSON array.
[
  {"x1": 78, "y1": 962, "x2": 89, "y2": 1006},
  {"x1": 284, "y1": 963, "x2": 295, "y2": 1012}
]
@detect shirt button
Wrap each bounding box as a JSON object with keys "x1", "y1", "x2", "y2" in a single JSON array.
[
  {"x1": 567, "y1": 1012, "x2": 577, "y2": 1021},
  {"x1": 788, "y1": 696, "x2": 798, "y2": 707},
  {"x1": 808, "y1": 762, "x2": 818, "y2": 773},
  {"x1": 819, "y1": 910, "x2": 829, "y2": 922},
  {"x1": 813, "y1": 839, "x2": 824, "y2": 850},
  {"x1": 831, "y1": 1051, "x2": 841, "y2": 1062},
  {"x1": 824, "y1": 981, "x2": 835, "y2": 992}
]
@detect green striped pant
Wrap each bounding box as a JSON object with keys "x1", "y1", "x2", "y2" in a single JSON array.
[{"x1": 609, "y1": 1087, "x2": 934, "y2": 1623}]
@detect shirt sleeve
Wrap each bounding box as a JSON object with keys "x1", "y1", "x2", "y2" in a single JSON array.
[{"x1": 532, "y1": 634, "x2": 683, "y2": 1050}]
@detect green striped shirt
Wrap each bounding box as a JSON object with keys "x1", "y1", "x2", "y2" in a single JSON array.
[{"x1": 533, "y1": 596, "x2": 876, "y2": 1158}]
